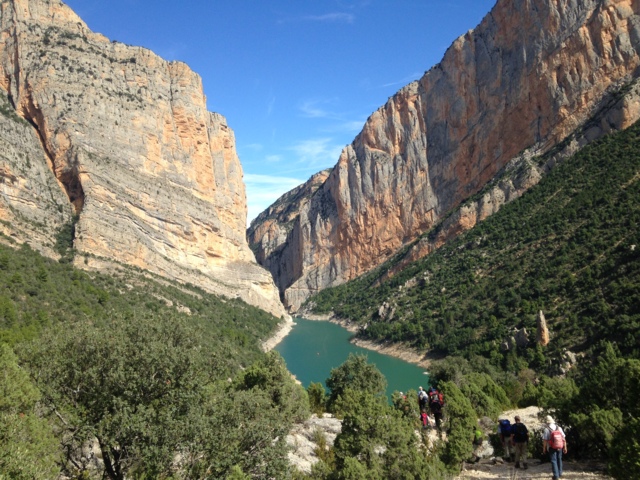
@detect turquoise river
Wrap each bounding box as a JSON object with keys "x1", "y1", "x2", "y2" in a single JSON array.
[{"x1": 275, "y1": 317, "x2": 429, "y2": 399}]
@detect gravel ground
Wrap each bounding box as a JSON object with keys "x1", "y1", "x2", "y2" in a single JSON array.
[{"x1": 457, "y1": 459, "x2": 611, "y2": 479}]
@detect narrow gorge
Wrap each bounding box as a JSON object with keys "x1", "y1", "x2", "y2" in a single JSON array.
[{"x1": 248, "y1": 0, "x2": 640, "y2": 312}]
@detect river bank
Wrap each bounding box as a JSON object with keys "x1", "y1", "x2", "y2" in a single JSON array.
[{"x1": 261, "y1": 315, "x2": 295, "y2": 352}]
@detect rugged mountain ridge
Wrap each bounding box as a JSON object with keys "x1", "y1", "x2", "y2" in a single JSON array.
[
  {"x1": 248, "y1": 0, "x2": 640, "y2": 312},
  {"x1": 0, "y1": 0, "x2": 285, "y2": 317}
]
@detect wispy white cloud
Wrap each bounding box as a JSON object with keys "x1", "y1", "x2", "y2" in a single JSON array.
[
  {"x1": 336, "y1": 0, "x2": 371, "y2": 8},
  {"x1": 243, "y1": 143, "x2": 264, "y2": 151},
  {"x1": 303, "y1": 13, "x2": 355, "y2": 23},
  {"x1": 245, "y1": 173, "x2": 305, "y2": 224},
  {"x1": 288, "y1": 138, "x2": 344, "y2": 168},
  {"x1": 265, "y1": 154, "x2": 283, "y2": 163},
  {"x1": 267, "y1": 95, "x2": 276, "y2": 116},
  {"x1": 299, "y1": 99, "x2": 338, "y2": 119},
  {"x1": 278, "y1": 12, "x2": 355, "y2": 24},
  {"x1": 380, "y1": 72, "x2": 423, "y2": 89},
  {"x1": 322, "y1": 119, "x2": 366, "y2": 135},
  {"x1": 360, "y1": 72, "x2": 423, "y2": 91},
  {"x1": 298, "y1": 99, "x2": 366, "y2": 135}
]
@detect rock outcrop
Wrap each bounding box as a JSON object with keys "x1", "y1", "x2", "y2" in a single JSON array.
[
  {"x1": 537, "y1": 310, "x2": 550, "y2": 346},
  {"x1": 287, "y1": 414, "x2": 342, "y2": 474},
  {"x1": 0, "y1": 0, "x2": 284, "y2": 317},
  {"x1": 249, "y1": 0, "x2": 640, "y2": 312}
]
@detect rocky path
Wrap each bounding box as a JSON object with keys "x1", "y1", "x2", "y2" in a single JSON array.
[{"x1": 457, "y1": 459, "x2": 611, "y2": 479}]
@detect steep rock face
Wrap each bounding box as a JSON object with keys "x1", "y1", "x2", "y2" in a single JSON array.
[
  {"x1": 0, "y1": 88, "x2": 72, "y2": 252},
  {"x1": 250, "y1": 0, "x2": 640, "y2": 312},
  {"x1": 247, "y1": 169, "x2": 332, "y2": 301},
  {"x1": 382, "y1": 77, "x2": 640, "y2": 279},
  {"x1": 0, "y1": 0, "x2": 284, "y2": 317}
]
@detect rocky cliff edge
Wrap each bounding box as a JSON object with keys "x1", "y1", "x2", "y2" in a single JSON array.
[{"x1": 0, "y1": 0, "x2": 285, "y2": 317}]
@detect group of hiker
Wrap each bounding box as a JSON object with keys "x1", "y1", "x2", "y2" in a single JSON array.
[
  {"x1": 497, "y1": 414, "x2": 568, "y2": 479},
  {"x1": 417, "y1": 385, "x2": 445, "y2": 431},
  {"x1": 413, "y1": 387, "x2": 568, "y2": 479},
  {"x1": 497, "y1": 415, "x2": 530, "y2": 469}
]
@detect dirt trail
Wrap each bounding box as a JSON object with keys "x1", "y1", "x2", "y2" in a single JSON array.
[{"x1": 458, "y1": 459, "x2": 611, "y2": 479}]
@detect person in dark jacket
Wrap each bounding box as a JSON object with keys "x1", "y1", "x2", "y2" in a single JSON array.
[
  {"x1": 510, "y1": 415, "x2": 529, "y2": 469},
  {"x1": 428, "y1": 387, "x2": 444, "y2": 431}
]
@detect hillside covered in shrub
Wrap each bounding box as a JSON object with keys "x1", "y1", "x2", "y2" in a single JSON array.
[
  {"x1": 309, "y1": 119, "x2": 640, "y2": 369},
  {"x1": 0, "y1": 238, "x2": 313, "y2": 479}
]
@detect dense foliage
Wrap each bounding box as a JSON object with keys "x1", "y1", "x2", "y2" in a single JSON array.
[
  {"x1": 0, "y1": 238, "x2": 279, "y2": 362},
  {"x1": 0, "y1": 343, "x2": 60, "y2": 479},
  {"x1": 0, "y1": 237, "x2": 308, "y2": 479},
  {"x1": 309, "y1": 119, "x2": 640, "y2": 369},
  {"x1": 308, "y1": 355, "x2": 449, "y2": 479},
  {"x1": 325, "y1": 353, "x2": 387, "y2": 414}
]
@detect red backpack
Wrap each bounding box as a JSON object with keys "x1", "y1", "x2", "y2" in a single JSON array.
[{"x1": 549, "y1": 427, "x2": 564, "y2": 449}]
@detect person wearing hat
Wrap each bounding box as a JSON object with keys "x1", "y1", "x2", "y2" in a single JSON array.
[
  {"x1": 542, "y1": 415, "x2": 567, "y2": 480},
  {"x1": 510, "y1": 415, "x2": 529, "y2": 469},
  {"x1": 417, "y1": 386, "x2": 428, "y2": 411}
]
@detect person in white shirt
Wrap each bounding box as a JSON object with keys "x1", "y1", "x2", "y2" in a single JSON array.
[{"x1": 542, "y1": 415, "x2": 568, "y2": 480}]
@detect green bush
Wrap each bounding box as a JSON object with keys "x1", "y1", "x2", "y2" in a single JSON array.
[
  {"x1": 0, "y1": 343, "x2": 60, "y2": 479},
  {"x1": 608, "y1": 417, "x2": 640, "y2": 479},
  {"x1": 308, "y1": 382, "x2": 327, "y2": 415},
  {"x1": 234, "y1": 350, "x2": 310, "y2": 423},
  {"x1": 438, "y1": 381, "x2": 477, "y2": 470},
  {"x1": 326, "y1": 353, "x2": 386, "y2": 414},
  {"x1": 23, "y1": 313, "x2": 221, "y2": 479},
  {"x1": 332, "y1": 389, "x2": 435, "y2": 479},
  {"x1": 459, "y1": 373, "x2": 510, "y2": 419}
]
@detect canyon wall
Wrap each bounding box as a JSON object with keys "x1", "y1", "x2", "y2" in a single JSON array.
[
  {"x1": 0, "y1": 0, "x2": 285, "y2": 317},
  {"x1": 248, "y1": 0, "x2": 640, "y2": 311}
]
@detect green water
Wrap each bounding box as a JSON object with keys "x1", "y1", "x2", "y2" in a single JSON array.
[{"x1": 275, "y1": 317, "x2": 429, "y2": 399}]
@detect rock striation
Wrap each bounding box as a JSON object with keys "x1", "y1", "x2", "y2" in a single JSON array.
[
  {"x1": 0, "y1": 0, "x2": 284, "y2": 317},
  {"x1": 249, "y1": 0, "x2": 640, "y2": 312}
]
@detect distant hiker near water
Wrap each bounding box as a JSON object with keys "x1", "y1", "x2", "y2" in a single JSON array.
[
  {"x1": 543, "y1": 415, "x2": 567, "y2": 480},
  {"x1": 428, "y1": 386, "x2": 444, "y2": 431},
  {"x1": 418, "y1": 386, "x2": 428, "y2": 411}
]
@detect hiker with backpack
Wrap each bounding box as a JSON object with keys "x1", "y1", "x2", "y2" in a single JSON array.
[
  {"x1": 497, "y1": 418, "x2": 513, "y2": 461},
  {"x1": 542, "y1": 415, "x2": 567, "y2": 480},
  {"x1": 428, "y1": 387, "x2": 444, "y2": 431},
  {"x1": 510, "y1": 415, "x2": 529, "y2": 469},
  {"x1": 420, "y1": 411, "x2": 430, "y2": 429},
  {"x1": 417, "y1": 386, "x2": 429, "y2": 412}
]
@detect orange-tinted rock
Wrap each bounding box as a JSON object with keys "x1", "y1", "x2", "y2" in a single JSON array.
[
  {"x1": 249, "y1": 0, "x2": 640, "y2": 311},
  {"x1": 0, "y1": 0, "x2": 284, "y2": 317},
  {"x1": 537, "y1": 310, "x2": 550, "y2": 347}
]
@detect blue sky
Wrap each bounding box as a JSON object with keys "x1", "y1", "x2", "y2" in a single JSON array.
[{"x1": 63, "y1": 0, "x2": 496, "y2": 224}]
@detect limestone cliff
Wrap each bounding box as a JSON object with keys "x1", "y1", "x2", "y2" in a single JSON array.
[
  {"x1": 249, "y1": 0, "x2": 640, "y2": 312},
  {"x1": 247, "y1": 169, "x2": 332, "y2": 301},
  {"x1": 0, "y1": 0, "x2": 285, "y2": 317}
]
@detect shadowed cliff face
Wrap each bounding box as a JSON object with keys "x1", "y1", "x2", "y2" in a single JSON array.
[
  {"x1": 0, "y1": 0, "x2": 285, "y2": 317},
  {"x1": 249, "y1": 0, "x2": 640, "y2": 312}
]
